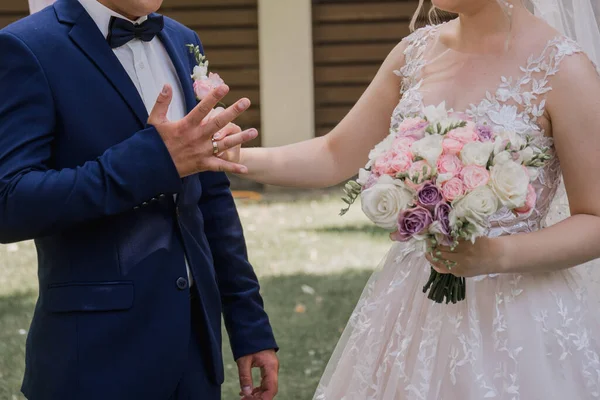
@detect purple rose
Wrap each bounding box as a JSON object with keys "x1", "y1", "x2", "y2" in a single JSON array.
[
  {"x1": 417, "y1": 182, "x2": 443, "y2": 210},
  {"x1": 476, "y1": 124, "x2": 493, "y2": 142},
  {"x1": 430, "y1": 202, "x2": 454, "y2": 246},
  {"x1": 391, "y1": 206, "x2": 433, "y2": 242}
]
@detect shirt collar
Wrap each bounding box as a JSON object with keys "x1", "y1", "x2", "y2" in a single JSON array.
[{"x1": 78, "y1": 0, "x2": 148, "y2": 39}]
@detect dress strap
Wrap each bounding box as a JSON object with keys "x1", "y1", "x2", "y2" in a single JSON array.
[
  {"x1": 496, "y1": 36, "x2": 586, "y2": 127},
  {"x1": 396, "y1": 25, "x2": 440, "y2": 94}
]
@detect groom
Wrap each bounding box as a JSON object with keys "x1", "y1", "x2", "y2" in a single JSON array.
[{"x1": 0, "y1": 0, "x2": 278, "y2": 399}]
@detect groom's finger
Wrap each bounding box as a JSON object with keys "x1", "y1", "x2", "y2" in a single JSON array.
[
  {"x1": 237, "y1": 357, "x2": 254, "y2": 397},
  {"x1": 259, "y1": 365, "x2": 278, "y2": 400},
  {"x1": 202, "y1": 98, "x2": 251, "y2": 138},
  {"x1": 148, "y1": 84, "x2": 173, "y2": 125},
  {"x1": 185, "y1": 85, "x2": 229, "y2": 128}
]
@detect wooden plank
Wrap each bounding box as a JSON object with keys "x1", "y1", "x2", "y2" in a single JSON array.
[
  {"x1": 314, "y1": 22, "x2": 409, "y2": 43},
  {"x1": 0, "y1": 0, "x2": 30, "y2": 13},
  {"x1": 164, "y1": 9, "x2": 258, "y2": 28},
  {"x1": 195, "y1": 28, "x2": 258, "y2": 47},
  {"x1": 314, "y1": 2, "x2": 418, "y2": 23},
  {"x1": 232, "y1": 108, "x2": 260, "y2": 128},
  {"x1": 316, "y1": 127, "x2": 332, "y2": 137},
  {"x1": 0, "y1": 14, "x2": 25, "y2": 28},
  {"x1": 315, "y1": 86, "x2": 365, "y2": 105},
  {"x1": 314, "y1": 42, "x2": 393, "y2": 64},
  {"x1": 314, "y1": 65, "x2": 378, "y2": 84},
  {"x1": 203, "y1": 48, "x2": 259, "y2": 67},
  {"x1": 316, "y1": 106, "x2": 352, "y2": 126},
  {"x1": 225, "y1": 89, "x2": 260, "y2": 106},
  {"x1": 161, "y1": 0, "x2": 257, "y2": 8},
  {"x1": 217, "y1": 68, "x2": 259, "y2": 87}
]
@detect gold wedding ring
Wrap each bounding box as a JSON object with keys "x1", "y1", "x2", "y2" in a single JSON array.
[{"x1": 211, "y1": 137, "x2": 219, "y2": 155}]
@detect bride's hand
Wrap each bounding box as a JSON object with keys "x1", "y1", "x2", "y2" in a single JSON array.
[{"x1": 424, "y1": 237, "x2": 507, "y2": 278}]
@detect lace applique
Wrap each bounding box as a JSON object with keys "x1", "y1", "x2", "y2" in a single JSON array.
[{"x1": 468, "y1": 36, "x2": 583, "y2": 135}]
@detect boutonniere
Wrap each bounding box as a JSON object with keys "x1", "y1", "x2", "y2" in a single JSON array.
[{"x1": 186, "y1": 44, "x2": 226, "y2": 105}]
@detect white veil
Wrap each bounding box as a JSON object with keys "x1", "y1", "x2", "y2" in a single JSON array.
[
  {"x1": 525, "y1": 0, "x2": 600, "y2": 67},
  {"x1": 28, "y1": 0, "x2": 56, "y2": 14}
]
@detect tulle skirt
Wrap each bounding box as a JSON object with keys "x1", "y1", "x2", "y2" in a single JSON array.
[{"x1": 314, "y1": 241, "x2": 600, "y2": 400}]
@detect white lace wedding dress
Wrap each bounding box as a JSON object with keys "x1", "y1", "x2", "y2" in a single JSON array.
[{"x1": 314, "y1": 24, "x2": 600, "y2": 400}]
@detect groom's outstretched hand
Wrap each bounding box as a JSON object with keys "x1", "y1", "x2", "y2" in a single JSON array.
[
  {"x1": 237, "y1": 349, "x2": 279, "y2": 400},
  {"x1": 148, "y1": 84, "x2": 257, "y2": 178}
]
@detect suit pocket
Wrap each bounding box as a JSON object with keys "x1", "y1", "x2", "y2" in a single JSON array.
[{"x1": 44, "y1": 281, "x2": 134, "y2": 313}]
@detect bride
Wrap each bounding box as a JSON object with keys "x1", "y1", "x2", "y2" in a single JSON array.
[{"x1": 224, "y1": 0, "x2": 600, "y2": 398}]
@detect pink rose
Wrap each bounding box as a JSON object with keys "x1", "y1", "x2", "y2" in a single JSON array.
[
  {"x1": 441, "y1": 178, "x2": 465, "y2": 202},
  {"x1": 447, "y1": 122, "x2": 478, "y2": 144},
  {"x1": 515, "y1": 184, "x2": 537, "y2": 215},
  {"x1": 398, "y1": 117, "x2": 429, "y2": 139},
  {"x1": 405, "y1": 161, "x2": 432, "y2": 191},
  {"x1": 437, "y1": 154, "x2": 463, "y2": 175},
  {"x1": 193, "y1": 72, "x2": 225, "y2": 100},
  {"x1": 373, "y1": 151, "x2": 412, "y2": 176},
  {"x1": 460, "y1": 165, "x2": 490, "y2": 190},
  {"x1": 442, "y1": 138, "x2": 464, "y2": 156},
  {"x1": 392, "y1": 137, "x2": 416, "y2": 154}
]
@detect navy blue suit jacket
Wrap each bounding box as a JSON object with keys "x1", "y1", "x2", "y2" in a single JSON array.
[{"x1": 0, "y1": 1, "x2": 277, "y2": 398}]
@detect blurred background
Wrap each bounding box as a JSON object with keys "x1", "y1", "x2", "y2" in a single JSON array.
[{"x1": 0, "y1": 0, "x2": 439, "y2": 398}]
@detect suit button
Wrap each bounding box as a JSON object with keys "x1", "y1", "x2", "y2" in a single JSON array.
[
  {"x1": 176, "y1": 277, "x2": 188, "y2": 290},
  {"x1": 159, "y1": 193, "x2": 166, "y2": 198}
]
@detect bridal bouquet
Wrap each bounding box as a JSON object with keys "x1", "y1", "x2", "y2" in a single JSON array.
[{"x1": 340, "y1": 102, "x2": 551, "y2": 304}]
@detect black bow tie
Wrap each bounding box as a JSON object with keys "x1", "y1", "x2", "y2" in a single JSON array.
[{"x1": 107, "y1": 14, "x2": 164, "y2": 49}]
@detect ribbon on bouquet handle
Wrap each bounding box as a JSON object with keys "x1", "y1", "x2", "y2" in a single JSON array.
[{"x1": 28, "y1": 0, "x2": 56, "y2": 14}]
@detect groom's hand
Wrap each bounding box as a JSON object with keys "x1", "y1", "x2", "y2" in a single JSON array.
[
  {"x1": 237, "y1": 349, "x2": 279, "y2": 400},
  {"x1": 148, "y1": 84, "x2": 257, "y2": 178}
]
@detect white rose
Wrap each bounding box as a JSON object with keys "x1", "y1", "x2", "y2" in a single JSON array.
[
  {"x1": 492, "y1": 151, "x2": 512, "y2": 166},
  {"x1": 360, "y1": 175, "x2": 414, "y2": 230},
  {"x1": 412, "y1": 134, "x2": 444, "y2": 166},
  {"x1": 423, "y1": 101, "x2": 448, "y2": 124},
  {"x1": 356, "y1": 168, "x2": 371, "y2": 186},
  {"x1": 366, "y1": 134, "x2": 395, "y2": 168},
  {"x1": 490, "y1": 160, "x2": 530, "y2": 208},
  {"x1": 449, "y1": 186, "x2": 499, "y2": 239},
  {"x1": 519, "y1": 147, "x2": 535, "y2": 164},
  {"x1": 192, "y1": 65, "x2": 208, "y2": 81},
  {"x1": 460, "y1": 141, "x2": 494, "y2": 166}
]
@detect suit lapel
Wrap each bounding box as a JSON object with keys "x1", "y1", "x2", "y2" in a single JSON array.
[
  {"x1": 157, "y1": 23, "x2": 199, "y2": 198},
  {"x1": 55, "y1": 0, "x2": 149, "y2": 126},
  {"x1": 157, "y1": 25, "x2": 197, "y2": 113}
]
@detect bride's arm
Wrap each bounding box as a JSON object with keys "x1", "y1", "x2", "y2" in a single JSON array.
[
  {"x1": 497, "y1": 54, "x2": 600, "y2": 273},
  {"x1": 238, "y1": 41, "x2": 407, "y2": 188}
]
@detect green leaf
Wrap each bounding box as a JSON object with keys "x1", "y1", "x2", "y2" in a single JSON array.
[{"x1": 339, "y1": 180, "x2": 361, "y2": 216}]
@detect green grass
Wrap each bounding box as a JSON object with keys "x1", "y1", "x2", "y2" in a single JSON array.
[{"x1": 0, "y1": 192, "x2": 389, "y2": 399}]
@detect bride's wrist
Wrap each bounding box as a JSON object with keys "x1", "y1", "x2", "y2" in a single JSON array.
[{"x1": 494, "y1": 236, "x2": 515, "y2": 274}]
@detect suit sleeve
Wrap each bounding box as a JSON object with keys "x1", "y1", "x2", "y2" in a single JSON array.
[
  {"x1": 198, "y1": 172, "x2": 278, "y2": 360},
  {"x1": 0, "y1": 32, "x2": 183, "y2": 243}
]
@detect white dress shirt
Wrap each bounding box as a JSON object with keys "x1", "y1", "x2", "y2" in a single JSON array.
[{"x1": 78, "y1": 0, "x2": 194, "y2": 286}]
